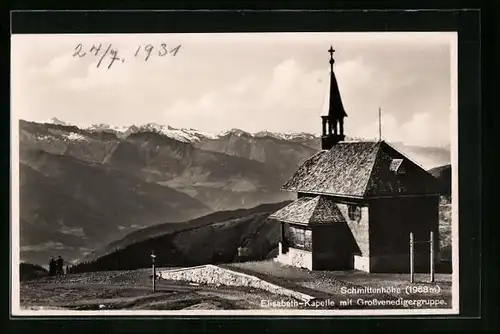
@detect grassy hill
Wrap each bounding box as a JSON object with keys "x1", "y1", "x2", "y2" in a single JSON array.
[
  {"x1": 71, "y1": 201, "x2": 291, "y2": 272},
  {"x1": 428, "y1": 164, "x2": 451, "y2": 196},
  {"x1": 83, "y1": 201, "x2": 293, "y2": 262},
  {"x1": 71, "y1": 192, "x2": 452, "y2": 273},
  {"x1": 20, "y1": 263, "x2": 48, "y2": 281}
]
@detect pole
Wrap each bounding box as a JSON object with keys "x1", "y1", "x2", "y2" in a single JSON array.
[
  {"x1": 151, "y1": 251, "x2": 156, "y2": 293},
  {"x1": 378, "y1": 107, "x2": 382, "y2": 141},
  {"x1": 430, "y1": 231, "x2": 435, "y2": 283},
  {"x1": 410, "y1": 232, "x2": 414, "y2": 283},
  {"x1": 280, "y1": 223, "x2": 284, "y2": 254}
]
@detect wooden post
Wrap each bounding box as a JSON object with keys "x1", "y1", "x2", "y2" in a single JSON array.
[
  {"x1": 151, "y1": 250, "x2": 156, "y2": 293},
  {"x1": 281, "y1": 222, "x2": 286, "y2": 254},
  {"x1": 409, "y1": 232, "x2": 414, "y2": 283},
  {"x1": 430, "y1": 231, "x2": 435, "y2": 283}
]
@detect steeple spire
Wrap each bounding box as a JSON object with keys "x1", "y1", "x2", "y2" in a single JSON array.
[{"x1": 321, "y1": 45, "x2": 348, "y2": 150}]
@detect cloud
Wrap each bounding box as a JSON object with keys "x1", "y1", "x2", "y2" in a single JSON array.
[
  {"x1": 159, "y1": 53, "x2": 451, "y2": 147},
  {"x1": 12, "y1": 33, "x2": 454, "y2": 147},
  {"x1": 354, "y1": 111, "x2": 450, "y2": 146},
  {"x1": 67, "y1": 58, "x2": 134, "y2": 90},
  {"x1": 162, "y1": 58, "x2": 328, "y2": 133},
  {"x1": 44, "y1": 55, "x2": 74, "y2": 76}
]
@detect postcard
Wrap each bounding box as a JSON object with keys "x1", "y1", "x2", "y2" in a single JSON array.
[{"x1": 11, "y1": 31, "x2": 459, "y2": 316}]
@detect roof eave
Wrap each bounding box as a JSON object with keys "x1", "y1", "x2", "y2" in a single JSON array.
[
  {"x1": 271, "y1": 217, "x2": 312, "y2": 227},
  {"x1": 363, "y1": 193, "x2": 442, "y2": 199},
  {"x1": 282, "y1": 188, "x2": 365, "y2": 199}
]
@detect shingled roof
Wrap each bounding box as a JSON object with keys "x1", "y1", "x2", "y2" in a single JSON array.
[
  {"x1": 282, "y1": 141, "x2": 439, "y2": 198},
  {"x1": 269, "y1": 196, "x2": 346, "y2": 226}
]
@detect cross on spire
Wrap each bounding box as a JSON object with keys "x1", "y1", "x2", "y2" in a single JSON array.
[
  {"x1": 328, "y1": 45, "x2": 335, "y2": 71},
  {"x1": 328, "y1": 45, "x2": 335, "y2": 57}
]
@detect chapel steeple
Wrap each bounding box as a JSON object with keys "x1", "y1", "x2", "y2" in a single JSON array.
[{"x1": 321, "y1": 46, "x2": 348, "y2": 150}]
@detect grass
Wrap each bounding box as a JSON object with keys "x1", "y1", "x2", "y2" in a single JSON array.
[
  {"x1": 225, "y1": 260, "x2": 453, "y2": 309},
  {"x1": 19, "y1": 268, "x2": 299, "y2": 311}
]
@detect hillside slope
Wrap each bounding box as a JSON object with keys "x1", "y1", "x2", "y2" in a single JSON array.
[
  {"x1": 84, "y1": 202, "x2": 293, "y2": 262},
  {"x1": 428, "y1": 164, "x2": 451, "y2": 196},
  {"x1": 19, "y1": 120, "x2": 295, "y2": 211},
  {"x1": 20, "y1": 263, "x2": 48, "y2": 281},
  {"x1": 193, "y1": 131, "x2": 318, "y2": 180},
  {"x1": 20, "y1": 120, "x2": 120, "y2": 163},
  {"x1": 20, "y1": 149, "x2": 210, "y2": 265},
  {"x1": 103, "y1": 131, "x2": 293, "y2": 210},
  {"x1": 72, "y1": 195, "x2": 453, "y2": 273},
  {"x1": 71, "y1": 201, "x2": 291, "y2": 272}
]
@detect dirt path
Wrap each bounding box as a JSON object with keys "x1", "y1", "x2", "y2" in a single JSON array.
[{"x1": 20, "y1": 269, "x2": 299, "y2": 310}]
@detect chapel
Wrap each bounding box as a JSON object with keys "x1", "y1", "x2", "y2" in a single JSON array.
[{"x1": 270, "y1": 46, "x2": 440, "y2": 273}]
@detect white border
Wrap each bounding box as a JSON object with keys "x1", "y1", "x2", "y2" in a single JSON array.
[{"x1": 10, "y1": 31, "x2": 460, "y2": 317}]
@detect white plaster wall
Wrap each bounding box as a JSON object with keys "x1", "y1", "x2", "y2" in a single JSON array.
[
  {"x1": 354, "y1": 255, "x2": 370, "y2": 272},
  {"x1": 276, "y1": 247, "x2": 313, "y2": 271},
  {"x1": 290, "y1": 248, "x2": 313, "y2": 270}
]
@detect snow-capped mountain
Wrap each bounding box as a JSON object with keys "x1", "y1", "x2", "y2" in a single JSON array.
[
  {"x1": 254, "y1": 130, "x2": 318, "y2": 141},
  {"x1": 43, "y1": 117, "x2": 69, "y2": 126},
  {"x1": 84, "y1": 123, "x2": 130, "y2": 134},
  {"x1": 32, "y1": 119, "x2": 450, "y2": 168},
  {"x1": 126, "y1": 123, "x2": 220, "y2": 142},
  {"x1": 38, "y1": 118, "x2": 322, "y2": 143},
  {"x1": 121, "y1": 124, "x2": 321, "y2": 143}
]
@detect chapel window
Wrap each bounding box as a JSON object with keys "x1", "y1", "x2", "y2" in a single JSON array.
[
  {"x1": 289, "y1": 226, "x2": 312, "y2": 250},
  {"x1": 389, "y1": 158, "x2": 406, "y2": 175},
  {"x1": 348, "y1": 205, "x2": 362, "y2": 221}
]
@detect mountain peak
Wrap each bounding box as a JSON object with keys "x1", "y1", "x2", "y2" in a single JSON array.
[
  {"x1": 254, "y1": 131, "x2": 319, "y2": 141},
  {"x1": 46, "y1": 117, "x2": 68, "y2": 125},
  {"x1": 220, "y1": 129, "x2": 251, "y2": 137},
  {"x1": 27, "y1": 119, "x2": 324, "y2": 144}
]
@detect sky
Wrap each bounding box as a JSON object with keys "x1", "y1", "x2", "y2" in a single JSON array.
[{"x1": 11, "y1": 32, "x2": 456, "y2": 147}]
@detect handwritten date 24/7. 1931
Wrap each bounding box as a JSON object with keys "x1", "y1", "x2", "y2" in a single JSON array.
[{"x1": 73, "y1": 43, "x2": 182, "y2": 69}]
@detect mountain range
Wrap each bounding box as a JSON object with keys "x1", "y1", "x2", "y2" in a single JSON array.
[
  {"x1": 19, "y1": 148, "x2": 211, "y2": 265},
  {"x1": 39, "y1": 117, "x2": 451, "y2": 169},
  {"x1": 18, "y1": 118, "x2": 451, "y2": 266},
  {"x1": 44, "y1": 117, "x2": 319, "y2": 143}
]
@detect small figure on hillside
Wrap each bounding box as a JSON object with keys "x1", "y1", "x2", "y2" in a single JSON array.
[
  {"x1": 48, "y1": 257, "x2": 56, "y2": 276},
  {"x1": 66, "y1": 265, "x2": 69, "y2": 275},
  {"x1": 56, "y1": 255, "x2": 64, "y2": 276}
]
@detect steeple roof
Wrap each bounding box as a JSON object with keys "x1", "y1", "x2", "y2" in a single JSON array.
[{"x1": 326, "y1": 46, "x2": 347, "y2": 120}]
